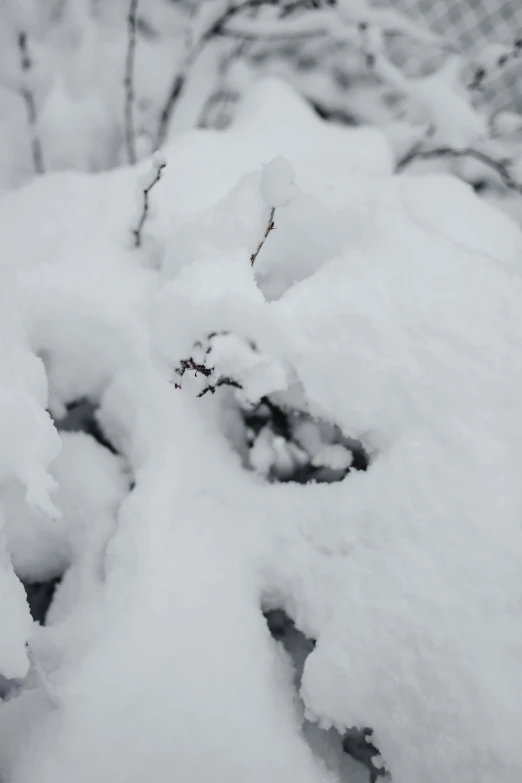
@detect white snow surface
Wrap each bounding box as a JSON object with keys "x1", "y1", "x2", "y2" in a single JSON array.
[
  {"x1": 0, "y1": 78, "x2": 521, "y2": 783},
  {"x1": 260, "y1": 155, "x2": 300, "y2": 208},
  {"x1": 3, "y1": 431, "x2": 129, "y2": 585}
]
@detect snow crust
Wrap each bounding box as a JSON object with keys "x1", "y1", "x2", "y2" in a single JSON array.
[{"x1": 1, "y1": 78, "x2": 522, "y2": 783}]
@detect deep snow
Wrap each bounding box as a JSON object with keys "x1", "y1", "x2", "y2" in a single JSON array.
[{"x1": 0, "y1": 78, "x2": 522, "y2": 783}]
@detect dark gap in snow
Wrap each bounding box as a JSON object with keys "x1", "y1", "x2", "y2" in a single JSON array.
[
  {"x1": 342, "y1": 729, "x2": 388, "y2": 783},
  {"x1": 22, "y1": 578, "x2": 61, "y2": 625},
  {"x1": 472, "y1": 179, "x2": 489, "y2": 193},
  {"x1": 174, "y1": 334, "x2": 370, "y2": 483},
  {"x1": 55, "y1": 398, "x2": 136, "y2": 491},
  {"x1": 242, "y1": 397, "x2": 369, "y2": 484},
  {"x1": 264, "y1": 608, "x2": 316, "y2": 648},
  {"x1": 264, "y1": 608, "x2": 388, "y2": 783},
  {"x1": 54, "y1": 398, "x2": 118, "y2": 455},
  {"x1": 0, "y1": 672, "x2": 21, "y2": 700},
  {"x1": 309, "y1": 101, "x2": 358, "y2": 126},
  {"x1": 26, "y1": 400, "x2": 134, "y2": 630}
]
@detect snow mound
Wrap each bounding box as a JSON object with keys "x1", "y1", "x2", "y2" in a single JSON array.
[
  {"x1": 0, "y1": 78, "x2": 521, "y2": 783},
  {"x1": 3, "y1": 431, "x2": 128, "y2": 585}
]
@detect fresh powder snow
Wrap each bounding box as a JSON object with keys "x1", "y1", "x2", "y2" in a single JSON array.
[{"x1": 0, "y1": 65, "x2": 522, "y2": 783}]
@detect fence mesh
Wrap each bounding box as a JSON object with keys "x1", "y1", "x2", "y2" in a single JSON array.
[{"x1": 389, "y1": 0, "x2": 522, "y2": 112}]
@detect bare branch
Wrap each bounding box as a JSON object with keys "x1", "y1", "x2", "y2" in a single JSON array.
[
  {"x1": 124, "y1": 0, "x2": 139, "y2": 165},
  {"x1": 155, "y1": 70, "x2": 189, "y2": 149},
  {"x1": 221, "y1": 8, "x2": 334, "y2": 40},
  {"x1": 280, "y1": 0, "x2": 324, "y2": 18},
  {"x1": 17, "y1": 32, "x2": 45, "y2": 176},
  {"x1": 155, "y1": 0, "x2": 283, "y2": 149},
  {"x1": 156, "y1": 0, "x2": 453, "y2": 148},
  {"x1": 131, "y1": 158, "x2": 166, "y2": 248},
  {"x1": 397, "y1": 146, "x2": 522, "y2": 196},
  {"x1": 173, "y1": 332, "x2": 245, "y2": 395},
  {"x1": 198, "y1": 376, "x2": 242, "y2": 397},
  {"x1": 251, "y1": 207, "x2": 275, "y2": 266},
  {"x1": 222, "y1": 4, "x2": 447, "y2": 44}
]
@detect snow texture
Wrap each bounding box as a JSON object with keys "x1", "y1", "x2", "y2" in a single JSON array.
[
  {"x1": 260, "y1": 155, "x2": 300, "y2": 208},
  {"x1": 0, "y1": 77, "x2": 522, "y2": 783}
]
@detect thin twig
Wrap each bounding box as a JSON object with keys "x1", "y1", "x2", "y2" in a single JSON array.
[
  {"x1": 124, "y1": 0, "x2": 139, "y2": 164},
  {"x1": 156, "y1": 71, "x2": 188, "y2": 148},
  {"x1": 198, "y1": 377, "x2": 242, "y2": 397},
  {"x1": 17, "y1": 32, "x2": 44, "y2": 175},
  {"x1": 397, "y1": 146, "x2": 522, "y2": 195},
  {"x1": 176, "y1": 356, "x2": 213, "y2": 380},
  {"x1": 174, "y1": 333, "x2": 245, "y2": 395},
  {"x1": 251, "y1": 207, "x2": 275, "y2": 266},
  {"x1": 131, "y1": 160, "x2": 166, "y2": 248}
]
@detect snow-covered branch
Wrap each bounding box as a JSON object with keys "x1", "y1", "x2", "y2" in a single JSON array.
[
  {"x1": 155, "y1": 0, "x2": 279, "y2": 147},
  {"x1": 222, "y1": 3, "x2": 446, "y2": 45},
  {"x1": 155, "y1": 0, "x2": 450, "y2": 148},
  {"x1": 221, "y1": 9, "x2": 334, "y2": 40},
  {"x1": 397, "y1": 145, "x2": 522, "y2": 196},
  {"x1": 251, "y1": 155, "x2": 298, "y2": 269}
]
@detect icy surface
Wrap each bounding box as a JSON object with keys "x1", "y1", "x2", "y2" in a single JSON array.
[{"x1": 0, "y1": 79, "x2": 521, "y2": 783}]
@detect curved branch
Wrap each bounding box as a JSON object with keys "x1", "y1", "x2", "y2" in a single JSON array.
[
  {"x1": 397, "y1": 146, "x2": 522, "y2": 195},
  {"x1": 155, "y1": 0, "x2": 281, "y2": 148}
]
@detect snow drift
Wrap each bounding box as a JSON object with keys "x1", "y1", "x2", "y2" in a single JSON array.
[{"x1": 0, "y1": 78, "x2": 522, "y2": 783}]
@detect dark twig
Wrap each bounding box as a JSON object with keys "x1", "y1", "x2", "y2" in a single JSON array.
[
  {"x1": 17, "y1": 32, "x2": 44, "y2": 175},
  {"x1": 176, "y1": 356, "x2": 213, "y2": 380},
  {"x1": 131, "y1": 159, "x2": 166, "y2": 248},
  {"x1": 198, "y1": 377, "x2": 243, "y2": 397},
  {"x1": 124, "y1": 0, "x2": 139, "y2": 164},
  {"x1": 156, "y1": 71, "x2": 188, "y2": 149},
  {"x1": 173, "y1": 339, "x2": 242, "y2": 397},
  {"x1": 174, "y1": 332, "x2": 249, "y2": 394},
  {"x1": 251, "y1": 207, "x2": 276, "y2": 266},
  {"x1": 174, "y1": 334, "x2": 369, "y2": 484},
  {"x1": 397, "y1": 146, "x2": 522, "y2": 196}
]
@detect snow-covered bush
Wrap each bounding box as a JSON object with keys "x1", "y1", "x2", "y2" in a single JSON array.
[
  {"x1": 1, "y1": 0, "x2": 522, "y2": 224},
  {"x1": 1, "y1": 75, "x2": 522, "y2": 783}
]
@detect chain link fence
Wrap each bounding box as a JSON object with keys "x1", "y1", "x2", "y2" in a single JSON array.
[
  {"x1": 389, "y1": 0, "x2": 522, "y2": 111},
  {"x1": 204, "y1": 0, "x2": 522, "y2": 129}
]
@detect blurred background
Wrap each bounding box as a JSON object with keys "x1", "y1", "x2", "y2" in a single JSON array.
[
  {"x1": 0, "y1": 0, "x2": 521, "y2": 210},
  {"x1": 391, "y1": 0, "x2": 522, "y2": 110}
]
